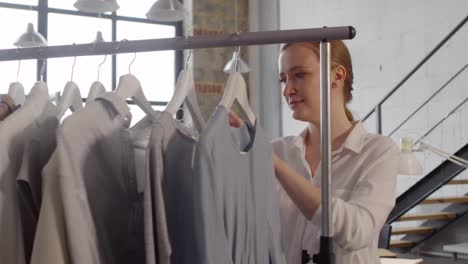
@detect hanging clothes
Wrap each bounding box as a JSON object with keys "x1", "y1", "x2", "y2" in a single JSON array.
[
  {"x1": 16, "y1": 101, "x2": 59, "y2": 263},
  {"x1": 0, "y1": 84, "x2": 50, "y2": 264},
  {"x1": 192, "y1": 105, "x2": 285, "y2": 264},
  {"x1": 31, "y1": 92, "x2": 146, "y2": 264},
  {"x1": 144, "y1": 109, "x2": 205, "y2": 264}
]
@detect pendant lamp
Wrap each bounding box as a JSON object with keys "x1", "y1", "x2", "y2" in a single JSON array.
[
  {"x1": 74, "y1": 0, "x2": 119, "y2": 13},
  {"x1": 14, "y1": 23, "x2": 47, "y2": 48},
  {"x1": 223, "y1": 51, "x2": 250, "y2": 73},
  {"x1": 146, "y1": 0, "x2": 186, "y2": 22}
]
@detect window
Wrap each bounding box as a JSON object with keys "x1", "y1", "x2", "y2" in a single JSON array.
[{"x1": 0, "y1": 0, "x2": 181, "y2": 110}]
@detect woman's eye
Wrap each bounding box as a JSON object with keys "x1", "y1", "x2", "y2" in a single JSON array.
[
  {"x1": 295, "y1": 72, "x2": 305, "y2": 78},
  {"x1": 278, "y1": 78, "x2": 286, "y2": 84}
]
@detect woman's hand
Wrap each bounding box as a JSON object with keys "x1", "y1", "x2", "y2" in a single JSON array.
[{"x1": 229, "y1": 111, "x2": 244, "y2": 128}]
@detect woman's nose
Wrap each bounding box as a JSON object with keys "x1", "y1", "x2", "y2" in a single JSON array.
[{"x1": 283, "y1": 81, "x2": 296, "y2": 98}]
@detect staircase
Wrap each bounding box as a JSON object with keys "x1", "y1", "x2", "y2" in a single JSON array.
[{"x1": 363, "y1": 15, "x2": 468, "y2": 259}]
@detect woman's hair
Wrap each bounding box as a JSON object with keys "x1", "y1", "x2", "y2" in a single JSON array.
[{"x1": 280, "y1": 40, "x2": 355, "y2": 121}]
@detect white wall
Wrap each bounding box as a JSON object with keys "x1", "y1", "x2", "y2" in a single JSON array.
[{"x1": 278, "y1": 0, "x2": 468, "y2": 238}]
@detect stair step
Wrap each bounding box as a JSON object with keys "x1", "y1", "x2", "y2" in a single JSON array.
[
  {"x1": 379, "y1": 248, "x2": 397, "y2": 258},
  {"x1": 392, "y1": 226, "x2": 433, "y2": 235},
  {"x1": 390, "y1": 240, "x2": 416, "y2": 248},
  {"x1": 398, "y1": 212, "x2": 457, "y2": 221},
  {"x1": 420, "y1": 196, "x2": 468, "y2": 205},
  {"x1": 447, "y1": 179, "x2": 468, "y2": 185}
]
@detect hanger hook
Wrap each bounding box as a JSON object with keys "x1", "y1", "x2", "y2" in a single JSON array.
[
  {"x1": 97, "y1": 54, "x2": 107, "y2": 81},
  {"x1": 40, "y1": 59, "x2": 47, "y2": 82},
  {"x1": 234, "y1": 32, "x2": 241, "y2": 72},
  {"x1": 115, "y1": 38, "x2": 128, "y2": 54},
  {"x1": 129, "y1": 52, "x2": 136, "y2": 74},
  {"x1": 16, "y1": 48, "x2": 21, "y2": 82},
  {"x1": 70, "y1": 43, "x2": 77, "y2": 81},
  {"x1": 185, "y1": 49, "x2": 192, "y2": 70}
]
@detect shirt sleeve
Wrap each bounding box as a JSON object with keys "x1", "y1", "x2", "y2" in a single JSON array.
[
  {"x1": 310, "y1": 140, "x2": 399, "y2": 251},
  {"x1": 148, "y1": 123, "x2": 172, "y2": 264}
]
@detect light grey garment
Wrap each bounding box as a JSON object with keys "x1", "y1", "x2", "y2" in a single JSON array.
[
  {"x1": 0, "y1": 84, "x2": 50, "y2": 264},
  {"x1": 16, "y1": 102, "x2": 59, "y2": 263},
  {"x1": 193, "y1": 105, "x2": 286, "y2": 264},
  {"x1": 56, "y1": 92, "x2": 145, "y2": 264},
  {"x1": 145, "y1": 110, "x2": 205, "y2": 264}
]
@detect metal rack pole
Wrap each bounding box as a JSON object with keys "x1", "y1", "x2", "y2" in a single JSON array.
[{"x1": 0, "y1": 26, "x2": 355, "y2": 61}]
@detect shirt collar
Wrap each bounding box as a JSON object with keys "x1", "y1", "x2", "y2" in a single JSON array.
[
  {"x1": 290, "y1": 121, "x2": 368, "y2": 155},
  {"x1": 96, "y1": 92, "x2": 132, "y2": 128}
]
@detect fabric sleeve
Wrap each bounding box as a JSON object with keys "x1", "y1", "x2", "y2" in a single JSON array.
[
  {"x1": 149, "y1": 123, "x2": 172, "y2": 264},
  {"x1": 310, "y1": 141, "x2": 399, "y2": 251}
]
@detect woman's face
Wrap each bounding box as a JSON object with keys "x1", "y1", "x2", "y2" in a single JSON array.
[{"x1": 278, "y1": 44, "x2": 321, "y2": 123}]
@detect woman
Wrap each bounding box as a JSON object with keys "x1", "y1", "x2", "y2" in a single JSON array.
[{"x1": 231, "y1": 40, "x2": 399, "y2": 263}]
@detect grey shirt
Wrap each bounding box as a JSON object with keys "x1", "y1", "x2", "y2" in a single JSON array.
[
  {"x1": 193, "y1": 105, "x2": 285, "y2": 264},
  {"x1": 145, "y1": 110, "x2": 203, "y2": 264},
  {"x1": 53, "y1": 92, "x2": 145, "y2": 264}
]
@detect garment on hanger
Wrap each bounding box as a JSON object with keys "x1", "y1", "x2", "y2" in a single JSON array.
[
  {"x1": 0, "y1": 94, "x2": 18, "y2": 120},
  {"x1": 31, "y1": 92, "x2": 145, "y2": 264},
  {"x1": 192, "y1": 105, "x2": 285, "y2": 264},
  {"x1": 144, "y1": 107, "x2": 204, "y2": 264},
  {"x1": 0, "y1": 83, "x2": 50, "y2": 264},
  {"x1": 16, "y1": 100, "x2": 59, "y2": 263}
]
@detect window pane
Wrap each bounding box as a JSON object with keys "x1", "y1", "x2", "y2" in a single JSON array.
[
  {"x1": 47, "y1": 14, "x2": 112, "y2": 97},
  {"x1": 116, "y1": 0, "x2": 155, "y2": 19},
  {"x1": 117, "y1": 21, "x2": 175, "y2": 102},
  {"x1": 0, "y1": 8, "x2": 37, "y2": 94},
  {"x1": 0, "y1": 0, "x2": 37, "y2": 5}
]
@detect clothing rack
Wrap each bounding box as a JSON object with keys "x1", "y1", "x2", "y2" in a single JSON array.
[
  {"x1": 0, "y1": 26, "x2": 356, "y2": 264},
  {"x1": 0, "y1": 26, "x2": 354, "y2": 61}
]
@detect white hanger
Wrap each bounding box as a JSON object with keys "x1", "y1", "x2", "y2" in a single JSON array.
[
  {"x1": 86, "y1": 54, "x2": 107, "y2": 104},
  {"x1": 114, "y1": 52, "x2": 156, "y2": 120},
  {"x1": 219, "y1": 46, "x2": 256, "y2": 127},
  {"x1": 165, "y1": 49, "x2": 205, "y2": 132},
  {"x1": 8, "y1": 56, "x2": 26, "y2": 105},
  {"x1": 57, "y1": 56, "x2": 83, "y2": 119}
]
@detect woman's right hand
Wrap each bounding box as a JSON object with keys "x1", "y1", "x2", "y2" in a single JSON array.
[{"x1": 228, "y1": 111, "x2": 244, "y2": 128}]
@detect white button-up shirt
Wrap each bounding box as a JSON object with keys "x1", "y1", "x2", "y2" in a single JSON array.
[{"x1": 272, "y1": 122, "x2": 399, "y2": 264}]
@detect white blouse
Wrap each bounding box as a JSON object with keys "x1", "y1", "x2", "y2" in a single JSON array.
[{"x1": 272, "y1": 122, "x2": 399, "y2": 264}]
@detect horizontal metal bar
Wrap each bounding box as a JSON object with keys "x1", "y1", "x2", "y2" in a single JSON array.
[
  {"x1": 0, "y1": 2, "x2": 38, "y2": 10},
  {"x1": 0, "y1": 26, "x2": 356, "y2": 61}
]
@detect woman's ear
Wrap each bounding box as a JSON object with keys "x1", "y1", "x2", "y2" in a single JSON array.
[{"x1": 332, "y1": 65, "x2": 347, "y2": 84}]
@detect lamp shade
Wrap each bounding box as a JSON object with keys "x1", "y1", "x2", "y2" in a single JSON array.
[
  {"x1": 223, "y1": 51, "x2": 250, "y2": 73},
  {"x1": 14, "y1": 23, "x2": 47, "y2": 48},
  {"x1": 399, "y1": 137, "x2": 423, "y2": 176},
  {"x1": 146, "y1": 0, "x2": 186, "y2": 22},
  {"x1": 74, "y1": 0, "x2": 119, "y2": 13}
]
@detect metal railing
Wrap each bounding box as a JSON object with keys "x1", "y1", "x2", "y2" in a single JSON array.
[{"x1": 362, "y1": 15, "x2": 468, "y2": 135}]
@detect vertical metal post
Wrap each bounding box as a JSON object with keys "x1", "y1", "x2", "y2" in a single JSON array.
[
  {"x1": 320, "y1": 40, "x2": 332, "y2": 239},
  {"x1": 37, "y1": 0, "x2": 48, "y2": 81},
  {"x1": 111, "y1": 11, "x2": 117, "y2": 90},
  {"x1": 307, "y1": 40, "x2": 335, "y2": 264},
  {"x1": 376, "y1": 104, "x2": 382, "y2": 134}
]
